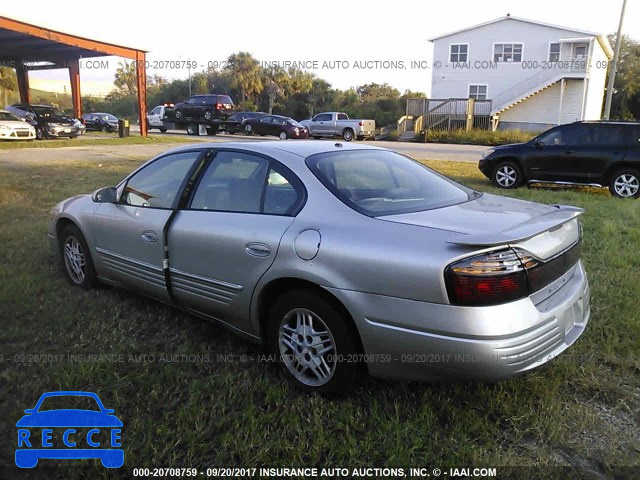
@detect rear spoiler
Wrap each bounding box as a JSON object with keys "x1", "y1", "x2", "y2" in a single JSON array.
[{"x1": 446, "y1": 204, "x2": 584, "y2": 246}]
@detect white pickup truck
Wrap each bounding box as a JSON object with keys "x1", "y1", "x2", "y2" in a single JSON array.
[{"x1": 300, "y1": 112, "x2": 375, "y2": 141}]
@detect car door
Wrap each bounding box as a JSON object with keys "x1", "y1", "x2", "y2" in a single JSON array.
[
  {"x1": 167, "y1": 150, "x2": 304, "y2": 330},
  {"x1": 311, "y1": 113, "x2": 331, "y2": 136},
  {"x1": 148, "y1": 107, "x2": 161, "y2": 127},
  {"x1": 572, "y1": 124, "x2": 627, "y2": 182},
  {"x1": 257, "y1": 116, "x2": 273, "y2": 135},
  {"x1": 90, "y1": 150, "x2": 204, "y2": 300},
  {"x1": 524, "y1": 124, "x2": 581, "y2": 181}
]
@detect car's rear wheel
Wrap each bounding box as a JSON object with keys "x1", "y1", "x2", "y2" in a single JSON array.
[
  {"x1": 159, "y1": 127, "x2": 167, "y2": 133},
  {"x1": 174, "y1": 110, "x2": 183, "y2": 120},
  {"x1": 244, "y1": 124, "x2": 253, "y2": 135},
  {"x1": 59, "y1": 224, "x2": 97, "y2": 289},
  {"x1": 609, "y1": 169, "x2": 640, "y2": 199},
  {"x1": 492, "y1": 161, "x2": 523, "y2": 189},
  {"x1": 279, "y1": 131, "x2": 288, "y2": 140},
  {"x1": 342, "y1": 129, "x2": 354, "y2": 142},
  {"x1": 204, "y1": 110, "x2": 213, "y2": 121},
  {"x1": 268, "y1": 290, "x2": 361, "y2": 396}
]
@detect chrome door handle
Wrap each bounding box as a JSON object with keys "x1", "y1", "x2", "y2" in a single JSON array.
[
  {"x1": 245, "y1": 242, "x2": 271, "y2": 257},
  {"x1": 141, "y1": 230, "x2": 158, "y2": 243}
]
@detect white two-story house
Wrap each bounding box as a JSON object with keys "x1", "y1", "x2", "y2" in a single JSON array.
[{"x1": 428, "y1": 15, "x2": 613, "y2": 131}]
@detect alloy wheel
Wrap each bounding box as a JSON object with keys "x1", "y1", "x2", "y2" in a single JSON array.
[
  {"x1": 613, "y1": 173, "x2": 640, "y2": 198},
  {"x1": 496, "y1": 165, "x2": 517, "y2": 187},
  {"x1": 278, "y1": 308, "x2": 337, "y2": 387},
  {"x1": 63, "y1": 236, "x2": 86, "y2": 285}
]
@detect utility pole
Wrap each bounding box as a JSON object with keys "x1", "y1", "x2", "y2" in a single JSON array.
[{"x1": 603, "y1": 0, "x2": 627, "y2": 120}]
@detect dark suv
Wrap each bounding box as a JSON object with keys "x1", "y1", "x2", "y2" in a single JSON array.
[
  {"x1": 173, "y1": 94, "x2": 234, "y2": 122},
  {"x1": 479, "y1": 121, "x2": 640, "y2": 198}
]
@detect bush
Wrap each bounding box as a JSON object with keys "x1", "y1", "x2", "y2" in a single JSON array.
[{"x1": 416, "y1": 128, "x2": 539, "y2": 146}]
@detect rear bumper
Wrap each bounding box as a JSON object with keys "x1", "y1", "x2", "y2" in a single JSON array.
[{"x1": 327, "y1": 260, "x2": 590, "y2": 382}]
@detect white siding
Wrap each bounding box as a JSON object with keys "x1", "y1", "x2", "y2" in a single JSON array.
[
  {"x1": 583, "y1": 41, "x2": 608, "y2": 119},
  {"x1": 430, "y1": 18, "x2": 593, "y2": 100},
  {"x1": 499, "y1": 79, "x2": 584, "y2": 125}
]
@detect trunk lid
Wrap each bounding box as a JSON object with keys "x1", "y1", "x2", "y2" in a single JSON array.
[{"x1": 380, "y1": 193, "x2": 582, "y2": 259}]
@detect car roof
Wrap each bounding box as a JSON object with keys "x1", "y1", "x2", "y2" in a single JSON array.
[
  {"x1": 574, "y1": 120, "x2": 640, "y2": 126},
  {"x1": 162, "y1": 140, "x2": 386, "y2": 159}
]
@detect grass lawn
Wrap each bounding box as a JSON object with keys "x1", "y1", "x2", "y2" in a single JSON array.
[
  {"x1": 0, "y1": 151, "x2": 638, "y2": 478},
  {"x1": 0, "y1": 135, "x2": 200, "y2": 150}
]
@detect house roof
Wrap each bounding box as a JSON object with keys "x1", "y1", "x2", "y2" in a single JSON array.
[{"x1": 428, "y1": 15, "x2": 613, "y2": 59}]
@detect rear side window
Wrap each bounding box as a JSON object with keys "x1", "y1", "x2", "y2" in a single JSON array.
[
  {"x1": 307, "y1": 150, "x2": 472, "y2": 216},
  {"x1": 583, "y1": 125, "x2": 626, "y2": 145},
  {"x1": 337, "y1": 113, "x2": 348, "y2": 120},
  {"x1": 190, "y1": 151, "x2": 304, "y2": 215}
]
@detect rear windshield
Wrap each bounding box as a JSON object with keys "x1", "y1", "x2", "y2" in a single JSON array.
[
  {"x1": 210, "y1": 95, "x2": 233, "y2": 105},
  {"x1": 306, "y1": 150, "x2": 473, "y2": 216}
]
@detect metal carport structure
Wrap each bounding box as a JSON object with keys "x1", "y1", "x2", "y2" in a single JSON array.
[{"x1": 0, "y1": 15, "x2": 148, "y2": 136}]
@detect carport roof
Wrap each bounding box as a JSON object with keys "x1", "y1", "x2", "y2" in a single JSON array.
[{"x1": 0, "y1": 15, "x2": 147, "y2": 65}]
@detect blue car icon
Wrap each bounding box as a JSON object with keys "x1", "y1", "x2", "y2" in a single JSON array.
[{"x1": 16, "y1": 391, "x2": 123, "y2": 468}]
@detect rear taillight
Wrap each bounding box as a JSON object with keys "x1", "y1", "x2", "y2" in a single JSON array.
[
  {"x1": 215, "y1": 103, "x2": 223, "y2": 109},
  {"x1": 358, "y1": 121, "x2": 363, "y2": 126},
  {"x1": 445, "y1": 249, "x2": 529, "y2": 306},
  {"x1": 445, "y1": 242, "x2": 581, "y2": 306}
]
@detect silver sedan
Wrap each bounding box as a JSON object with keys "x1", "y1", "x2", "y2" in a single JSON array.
[{"x1": 48, "y1": 141, "x2": 590, "y2": 395}]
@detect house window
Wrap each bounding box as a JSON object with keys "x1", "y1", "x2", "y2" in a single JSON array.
[
  {"x1": 469, "y1": 85, "x2": 488, "y2": 100},
  {"x1": 549, "y1": 43, "x2": 561, "y2": 62},
  {"x1": 573, "y1": 44, "x2": 588, "y2": 58},
  {"x1": 450, "y1": 44, "x2": 468, "y2": 63},
  {"x1": 493, "y1": 43, "x2": 523, "y2": 62}
]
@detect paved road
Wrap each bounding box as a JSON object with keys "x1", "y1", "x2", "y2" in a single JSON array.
[
  {"x1": 137, "y1": 128, "x2": 487, "y2": 163},
  {"x1": 0, "y1": 132, "x2": 486, "y2": 167}
]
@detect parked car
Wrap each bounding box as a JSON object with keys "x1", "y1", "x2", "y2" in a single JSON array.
[
  {"x1": 243, "y1": 115, "x2": 309, "y2": 140},
  {"x1": 479, "y1": 121, "x2": 640, "y2": 199},
  {"x1": 225, "y1": 111, "x2": 267, "y2": 134},
  {"x1": 173, "y1": 94, "x2": 234, "y2": 122},
  {"x1": 7, "y1": 104, "x2": 81, "y2": 139},
  {"x1": 0, "y1": 110, "x2": 36, "y2": 140},
  {"x1": 82, "y1": 113, "x2": 119, "y2": 133},
  {"x1": 300, "y1": 112, "x2": 375, "y2": 141},
  {"x1": 48, "y1": 142, "x2": 589, "y2": 395},
  {"x1": 147, "y1": 105, "x2": 170, "y2": 132}
]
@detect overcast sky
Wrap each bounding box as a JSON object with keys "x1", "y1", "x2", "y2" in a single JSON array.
[{"x1": 3, "y1": 0, "x2": 639, "y2": 95}]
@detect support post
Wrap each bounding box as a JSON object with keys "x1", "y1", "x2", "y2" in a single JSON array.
[
  {"x1": 136, "y1": 51, "x2": 147, "y2": 137},
  {"x1": 558, "y1": 78, "x2": 566, "y2": 125},
  {"x1": 68, "y1": 58, "x2": 82, "y2": 118},
  {"x1": 15, "y1": 63, "x2": 30, "y2": 104}
]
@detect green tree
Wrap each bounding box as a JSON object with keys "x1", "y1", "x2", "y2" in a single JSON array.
[
  {"x1": 608, "y1": 34, "x2": 640, "y2": 120},
  {"x1": 225, "y1": 52, "x2": 263, "y2": 107},
  {"x1": 262, "y1": 65, "x2": 289, "y2": 114},
  {"x1": 114, "y1": 61, "x2": 137, "y2": 95},
  {"x1": 0, "y1": 66, "x2": 17, "y2": 107}
]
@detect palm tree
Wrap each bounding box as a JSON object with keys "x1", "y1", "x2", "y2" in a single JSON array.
[
  {"x1": 226, "y1": 52, "x2": 263, "y2": 107},
  {"x1": 262, "y1": 65, "x2": 288, "y2": 114},
  {"x1": 0, "y1": 66, "x2": 17, "y2": 107},
  {"x1": 114, "y1": 61, "x2": 137, "y2": 95}
]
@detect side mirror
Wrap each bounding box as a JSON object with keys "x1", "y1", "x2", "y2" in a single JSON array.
[
  {"x1": 24, "y1": 409, "x2": 34, "y2": 414},
  {"x1": 105, "y1": 409, "x2": 115, "y2": 414},
  {"x1": 534, "y1": 140, "x2": 544, "y2": 149},
  {"x1": 92, "y1": 186, "x2": 118, "y2": 203},
  {"x1": 25, "y1": 113, "x2": 35, "y2": 120}
]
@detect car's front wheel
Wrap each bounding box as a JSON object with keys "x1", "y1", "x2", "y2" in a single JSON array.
[
  {"x1": 609, "y1": 169, "x2": 640, "y2": 199},
  {"x1": 268, "y1": 290, "x2": 361, "y2": 396},
  {"x1": 279, "y1": 131, "x2": 288, "y2": 140},
  {"x1": 492, "y1": 160, "x2": 524, "y2": 189},
  {"x1": 59, "y1": 224, "x2": 97, "y2": 289}
]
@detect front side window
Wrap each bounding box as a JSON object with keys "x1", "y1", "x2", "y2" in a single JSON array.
[
  {"x1": 537, "y1": 125, "x2": 581, "y2": 146},
  {"x1": 494, "y1": 43, "x2": 523, "y2": 62},
  {"x1": 313, "y1": 114, "x2": 331, "y2": 122},
  {"x1": 469, "y1": 85, "x2": 488, "y2": 100},
  {"x1": 122, "y1": 151, "x2": 201, "y2": 208},
  {"x1": 450, "y1": 44, "x2": 468, "y2": 63},
  {"x1": 306, "y1": 150, "x2": 473, "y2": 216}
]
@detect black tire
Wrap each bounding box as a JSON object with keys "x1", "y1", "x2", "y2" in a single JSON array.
[
  {"x1": 69, "y1": 135, "x2": 78, "y2": 139},
  {"x1": 203, "y1": 110, "x2": 213, "y2": 121},
  {"x1": 159, "y1": 127, "x2": 167, "y2": 133},
  {"x1": 102, "y1": 125, "x2": 108, "y2": 133},
  {"x1": 174, "y1": 110, "x2": 183, "y2": 120},
  {"x1": 492, "y1": 160, "x2": 524, "y2": 189},
  {"x1": 278, "y1": 130, "x2": 288, "y2": 140},
  {"x1": 267, "y1": 289, "x2": 362, "y2": 396},
  {"x1": 35, "y1": 128, "x2": 44, "y2": 140},
  {"x1": 313, "y1": 135, "x2": 321, "y2": 140},
  {"x1": 342, "y1": 129, "x2": 354, "y2": 142},
  {"x1": 59, "y1": 224, "x2": 97, "y2": 290},
  {"x1": 206, "y1": 126, "x2": 218, "y2": 136},
  {"x1": 608, "y1": 169, "x2": 640, "y2": 199},
  {"x1": 244, "y1": 124, "x2": 253, "y2": 135}
]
